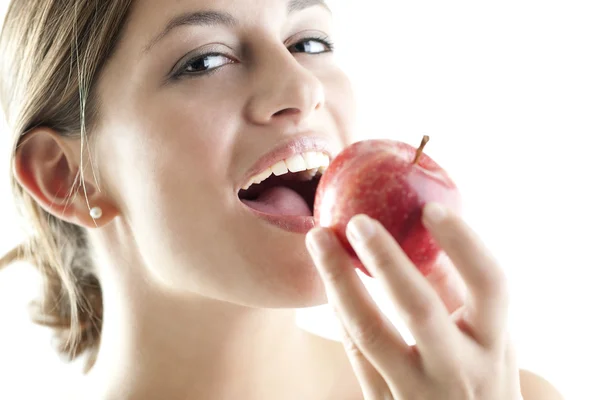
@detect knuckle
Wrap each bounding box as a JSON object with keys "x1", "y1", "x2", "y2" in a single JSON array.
[
  {"x1": 441, "y1": 366, "x2": 475, "y2": 399},
  {"x1": 348, "y1": 314, "x2": 386, "y2": 350},
  {"x1": 406, "y1": 297, "x2": 438, "y2": 327},
  {"x1": 444, "y1": 222, "x2": 466, "y2": 247},
  {"x1": 364, "y1": 246, "x2": 395, "y2": 271},
  {"x1": 318, "y1": 257, "x2": 346, "y2": 284},
  {"x1": 341, "y1": 332, "x2": 363, "y2": 359},
  {"x1": 481, "y1": 264, "x2": 509, "y2": 299}
]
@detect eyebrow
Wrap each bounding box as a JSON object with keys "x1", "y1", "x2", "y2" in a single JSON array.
[
  {"x1": 143, "y1": 0, "x2": 330, "y2": 54},
  {"x1": 288, "y1": 0, "x2": 329, "y2": 14}
]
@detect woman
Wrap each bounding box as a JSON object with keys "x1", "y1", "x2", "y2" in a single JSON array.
[{"x1": 0, "y1": 0, "x2": 564, "y2": 399}]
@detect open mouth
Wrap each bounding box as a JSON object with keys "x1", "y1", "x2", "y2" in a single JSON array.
[
  {"x1": 236, "y1": 147, "x2": 331, "y2": 233},
  {"x1": 238, "y1": 169, "x2": 323, "y2": 217}
]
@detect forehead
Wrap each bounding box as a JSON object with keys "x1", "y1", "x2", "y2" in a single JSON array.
[
  {"x1": 122, "y1": 0, "x2": 328, "y2": 52},
  {"x1": 128, "y1": 0, "x2": 326, "y2": 28},
  {"x1": 131, "y1": 0, "x2": 287, "y2": 18}
]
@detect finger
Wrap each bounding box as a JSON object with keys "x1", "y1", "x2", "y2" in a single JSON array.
[
  {"x1": 338, "y1": 322, "x2": 394, "y2": 400},
  {"x1": 345, "y1": 214, "x2": 459, "y2": 366},
  {"x1": 306, "y1": 227, "x2": 416, "y2": 382},
  {"x1": 426, "y1": 253, "x2": 467, "y2": 314},
  {"x1": 422, "y1": 202, "x2": 510, "y2": 346}
]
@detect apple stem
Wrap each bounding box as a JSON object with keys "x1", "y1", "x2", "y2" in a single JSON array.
[{"x1": 413, "y1": 135, "x2": 430, "y2": 165}]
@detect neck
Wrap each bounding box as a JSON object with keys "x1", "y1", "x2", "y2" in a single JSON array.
[{"x1": 84, "y1": 230, "x2": 357, "y2": 400}]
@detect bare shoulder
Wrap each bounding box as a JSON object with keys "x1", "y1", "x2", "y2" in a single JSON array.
[{"x1": 520, "y1": 369, "x2": 565, "y2": 400}]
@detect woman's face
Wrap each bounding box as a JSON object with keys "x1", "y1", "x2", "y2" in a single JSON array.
[{"x1": 94, "y1": 0, "x2": 356, "y2": 306}]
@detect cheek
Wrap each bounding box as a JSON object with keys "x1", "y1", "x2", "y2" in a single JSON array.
[
  {"x1": 157, "y1": 89, "x2": 233, "y2": 144},
  {"x1": 136, "y1": 84, "x2": 244, "y2": 183},
  {"x1": 99, "y1": 125, "x2": 236, "y2": 287},
  {"x1": 99, "y1": 85, "x2": 241, "y2": 220},
  {"x1": 323, "y1": 68, "x2": 357, "y2": 143}
]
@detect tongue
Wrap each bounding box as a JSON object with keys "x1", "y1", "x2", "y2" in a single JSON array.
[{"x1": 241, "y1": 186, "x2": 312, "y2": 217}]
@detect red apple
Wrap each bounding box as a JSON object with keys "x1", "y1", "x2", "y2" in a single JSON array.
[{"x1": 313, "y1": 136, "x2": 461, "y2": 277}]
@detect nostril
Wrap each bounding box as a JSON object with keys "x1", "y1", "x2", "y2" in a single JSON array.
[{"x1": 273, "y1": 108, "x2": 300, "y2": 117}]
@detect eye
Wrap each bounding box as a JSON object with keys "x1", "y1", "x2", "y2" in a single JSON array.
[
  {"x1": 175, "y1": 52, "x2": 234, "y2": 77},
  {"x1": 289, "y1": 37, "x2": 335, "y2": 55}
]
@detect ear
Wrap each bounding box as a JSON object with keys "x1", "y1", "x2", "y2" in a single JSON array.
[{"x1": 13, "y1": 128, "x2": 119, "y2": 229}]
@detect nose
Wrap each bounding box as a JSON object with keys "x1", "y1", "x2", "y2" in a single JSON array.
[{"x1": 245, "y1": 48, "x2": 325, "y2": 126}]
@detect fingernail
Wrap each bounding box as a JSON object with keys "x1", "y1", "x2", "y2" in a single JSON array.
[
  {"x1": 423, "y1": 202, "x2": 448, "y2": 226},
  {"x1": 347, "y1": 215, "x2": 375, "y2": 243},
  {"x1": 306, "y1": 228, "x2": 333, "y2": 256}
]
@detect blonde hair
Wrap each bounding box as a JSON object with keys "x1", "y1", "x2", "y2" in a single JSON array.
[{"x1": 0, "y1": 0, "x2": 133, "y2": 372}]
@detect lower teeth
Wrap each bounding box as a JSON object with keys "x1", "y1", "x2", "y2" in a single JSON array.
[{"x1": 298, "y1": 168, "x2": 319, "y2": 181}]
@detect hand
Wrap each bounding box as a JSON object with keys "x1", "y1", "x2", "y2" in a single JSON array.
[{"x1": 305, "y1": 203, "x2": 522, "y2": 400}]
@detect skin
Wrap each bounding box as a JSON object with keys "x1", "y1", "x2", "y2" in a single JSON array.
[{"x1": 12, "y1": 0, "x2": 564, "y2": 399}]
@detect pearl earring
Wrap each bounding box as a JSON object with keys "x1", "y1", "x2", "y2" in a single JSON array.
[{"x1": 90, "y1": 207, "x2": 103, "y2": 220}]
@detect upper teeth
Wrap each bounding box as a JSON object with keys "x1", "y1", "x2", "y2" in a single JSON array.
[{"x1": 242, "y1": 151, "x2": 330, "y2": 191}]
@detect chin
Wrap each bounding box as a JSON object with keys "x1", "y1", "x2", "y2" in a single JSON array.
[
  {"x1": 264, "y1": 253, "x2": 329, "y2": 309},
  {"x1": 224, "y1": 248, "x2": 329, "y2": 310}
]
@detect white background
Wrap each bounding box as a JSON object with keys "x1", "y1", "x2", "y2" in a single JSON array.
[{"x1": 1, "y1": 0, "x2": 599, "y2": 399}]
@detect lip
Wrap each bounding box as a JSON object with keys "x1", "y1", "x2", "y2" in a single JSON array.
[
  {"x1": 236, "y1": 135, "x2": 339, "y2": 234},
  {"x1": 239, "y1": 204, "x2": 316, "y2": 234},
  {"x1": 236, "y1": 135, "x2": 337, "y2": 193}
]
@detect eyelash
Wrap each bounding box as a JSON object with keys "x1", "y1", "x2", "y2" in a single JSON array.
[{"x1": 172, "y1": 36, "x2": 335, "y2": 79}]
